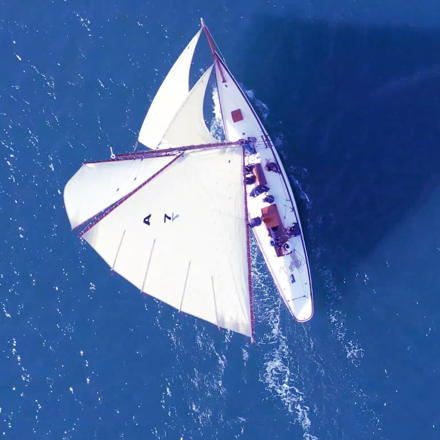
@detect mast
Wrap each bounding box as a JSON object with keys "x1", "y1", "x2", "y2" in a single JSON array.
[
  {"x1": 200, "y1": 18, "x2": 228, "y2": 141},
  {"x1": 200, "y1": 18, "x2": 226, "y2": 83}
]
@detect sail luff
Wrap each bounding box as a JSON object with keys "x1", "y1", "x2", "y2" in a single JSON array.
[
  {"x1": 138, "y1": 29, "x2": 202, "y2": 149},
  {"x1": 241, "y1": 145, "x2": 255, "y2": 341}
]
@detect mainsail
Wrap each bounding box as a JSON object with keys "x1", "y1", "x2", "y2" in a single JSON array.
[
  {"x1": 72, "y1": 147, "x2": 252, "y2": 336},
  {"x1": 138, "y1": 30, "x2": 202, "y2": 149}
]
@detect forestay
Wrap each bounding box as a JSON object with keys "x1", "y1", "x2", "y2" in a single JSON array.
[
  {"x1": 80, "y1": 147, "x2": 252, "y2": 336},
  {"x1": 64, "y1": 156, "x2": 174, "y2": 230},
  {"x1": 138, "y1": 30, "x2": 202, "y2": 149}
]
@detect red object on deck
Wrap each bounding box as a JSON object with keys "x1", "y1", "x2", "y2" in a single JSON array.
[
  {"x1": 252, "y1": 163, "x2": 267, "y2": 185},
  {"x1": 261, "y1": 204, "x2": 282, "y2": 229},
  {"x1": 231, "y1": 109, "x2": 243, "y2": 122}
]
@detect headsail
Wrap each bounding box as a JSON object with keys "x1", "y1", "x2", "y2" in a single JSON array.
[
  {"x1": 80, "y1": 147, "x2": 252, "y2": 336},
  {"x1": 138, "y1": 30, "x2": 202, "y2": 149},
  {"x1": 160, "y1": 65, "x2": 216, "y2": 147}
]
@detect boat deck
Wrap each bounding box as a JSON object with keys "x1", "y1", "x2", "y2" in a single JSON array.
[{"x1": 244, "y1": 137, "x2": 313, "y2": 322}]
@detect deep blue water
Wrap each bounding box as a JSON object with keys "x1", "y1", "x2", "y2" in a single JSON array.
[{"x1": 1, "y1": 1, "x2": 440, "y2": 439}]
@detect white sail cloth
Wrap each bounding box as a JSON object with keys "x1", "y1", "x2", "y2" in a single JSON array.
[
  {"x1": 79, "y1": 147, "x2": 252, "y2": 336},
  {"x1": 64, "y1": 156, "x2": 174, "y2": 230},
  {"x1": 160, "y1": 65, "x2": 216, "y2": 147},
  {"x1": 138, "y1": 30, "x2": 202, "y2": 149}
]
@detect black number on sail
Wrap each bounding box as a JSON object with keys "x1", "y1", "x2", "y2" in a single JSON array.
[
  {"x1": 143, "y1": 214, "x2": 152, "y2": 226},
  {"x1": 164, "y1": 212, "x2": 179, "y2": 223}
]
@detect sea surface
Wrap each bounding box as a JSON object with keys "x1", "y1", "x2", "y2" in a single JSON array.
[{"x1": 1, "y1": 1, "x2": 440, "y2": 439}]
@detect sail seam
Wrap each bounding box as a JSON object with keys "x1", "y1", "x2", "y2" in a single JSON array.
[
  {"x1": 111, "y1": 229, "x2": 126, "y2": 271},
  {"x1": 211, "y1": 276, "x2": 220, "y2": 329},
  {"x1": 141, "y1": 238, "x2": 156, "y2": 294},
  {"x1": 179, "y1": 260, "x2": 191, "y2": 312}
]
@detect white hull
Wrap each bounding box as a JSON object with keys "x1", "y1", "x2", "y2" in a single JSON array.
[
  {"x1": 245, "y1": 141, "x2": 313, "y2": 322},
  {"x1": 212, "y1": 58, "x2": 313, "y2": 322}
]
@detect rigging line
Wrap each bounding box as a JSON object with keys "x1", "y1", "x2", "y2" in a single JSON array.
[
  {"x1": 86, "y1": 140, "x2": 241, "y2": 164},
  {"x1": 133, "y1": 140, "x2": 139, "y2": 152},
  {"x1": 77, "y1": 153, "x2": 183, "y2": 237},
  {"x1": 179, "y1": 261, "x2": 191, "y2": 312},
  {"x1": 141, "y1": 238, "x2": 156, "y2": 294},
  {"x1": 111, "y1": 229, "x2": 126, "y2": 271},
  {"x1": 261, "y1": 134, "x2": 270, "y2": 149},
  {"x1": 114, "y1": 140, "x2": 243, "y2": 161},
  {"x1": 200, "y1": 19, "x2": 226, "y2": 63},
  {"x1": 211, "y1": 276, "x2": 220, "y2": 330},
  {"x1": 201, "y1": 20, "x2": 227, "y2": 83}
]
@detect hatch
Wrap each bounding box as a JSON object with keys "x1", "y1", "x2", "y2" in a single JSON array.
[
  {"x1": 261, "y1": 204, "x2": 282, "y2": 229},
  {"x1": 231, "y1": 109, "x2": 243, "y2": 122},
  {"x1": 252, "y1": 163, "x2": 267, "y2": 186}
]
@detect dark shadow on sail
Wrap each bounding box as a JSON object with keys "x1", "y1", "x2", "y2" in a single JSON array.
[{"x1": 240, "y1": 16, "x2": 440, "y2": 280}]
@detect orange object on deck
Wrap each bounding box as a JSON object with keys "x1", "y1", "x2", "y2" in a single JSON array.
[
  {"x1": 252, "y1": 163, "x2": 267, "y2": 185},
  {"x1": 261, "y1": 204, "x2": 282, "y2": 229}
]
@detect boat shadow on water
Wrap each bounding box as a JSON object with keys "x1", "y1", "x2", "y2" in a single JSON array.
[{"x1": 242, "y1": 16, "x2": 440, "y2": 303}]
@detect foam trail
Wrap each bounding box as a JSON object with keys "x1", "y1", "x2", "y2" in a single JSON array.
[{"x1": 251, "y1": 241, "x2": 318, "y2": 440}]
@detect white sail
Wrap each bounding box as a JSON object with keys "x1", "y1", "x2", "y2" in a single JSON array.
[
  {"x1": 214, "y1": 59, "x2": 264, "y2": 142},
  {"x1": 64, "y1": 156, "x2": 176, "y2": 229},
  {"x1": 81, "y1": 147, "x2": 252, "y2": 336},
  {"x1": 138, "y1": 30, "x2": 202, "y2": 149},
  {"x1": 160, "y1": 65, "x2": 216, "y2": 147}
]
